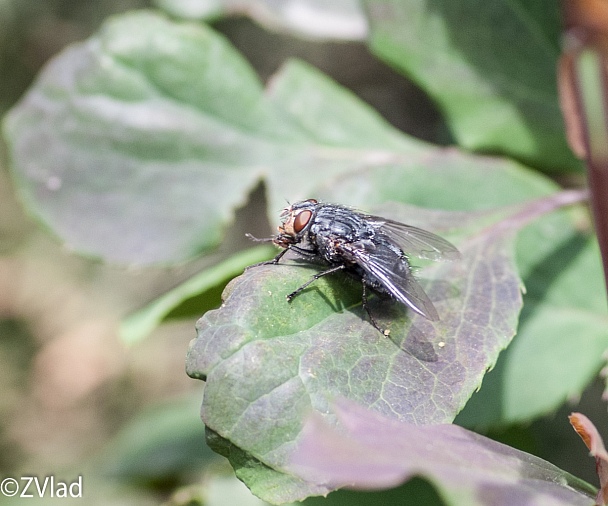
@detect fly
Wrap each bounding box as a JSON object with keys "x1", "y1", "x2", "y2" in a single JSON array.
[{"x1": 248, "y1": 199, "x2": 460, "y2": 335}]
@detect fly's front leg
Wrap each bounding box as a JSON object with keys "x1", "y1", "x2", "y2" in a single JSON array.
[
  {"x1": 287, "y1": 264, "x2": 346, "y2": 302},
  {"x1": 265, "y1": 244, "x2": 317, "y2": 266},
  {"x1": 245, "y1": 246, "x2": 290, "y2": 270},
  {"x1": 267, "y1": 247, "x2": 290, "y2": 265},
  {"x1": 246, "y1": 242, "x2": 320, "y2": 270}
]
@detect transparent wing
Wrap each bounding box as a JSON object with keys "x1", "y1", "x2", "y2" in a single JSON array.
[
  {"x1": 340, "y1": 240, "x2": 440, "y2": 321},
  {"x1": 365, "y1": 215, "x2": 460, "y2": 261}
]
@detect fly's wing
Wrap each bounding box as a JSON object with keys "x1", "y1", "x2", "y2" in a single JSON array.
[
  {"x1": 366, "y1": 215, "x2": 460, "y2": 261},
  {"x1": 340, "y1": 240, "x2": 440, "y2": 321}
]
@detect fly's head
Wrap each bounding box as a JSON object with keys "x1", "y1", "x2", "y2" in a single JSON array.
[{"x1": 273, "y1": 199, "x2": 318, "y2": 248}]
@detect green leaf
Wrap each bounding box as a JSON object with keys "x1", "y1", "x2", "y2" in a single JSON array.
[
  {"x1": 505, "y1": 233, "x2": 607, "y2": 422},
  {"x1": 3, "y1": 11, "x2": 307, "y2": 264},
  {"x1": 365, "y1": 0, "x2": 581, "y2": 172},
  {"x1": 120, "y1": 245, "x2": 274, "y2": 344},
  {"x1": 206, "y1": 429, "x2": 332, "y2": 504},
  {"x1": 457, "y1": 225, "x2": 607, "y2": 428},
  {"x1": 186, "y1": 192, "x2": 584, "y2": 503},
  {"x1": 2, "y1": 12, "x2": 423, "y2": 264}
]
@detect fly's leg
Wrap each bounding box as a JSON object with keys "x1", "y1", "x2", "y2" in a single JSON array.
[
  {"x1": 267, "y1": 248, "x2": 290, "y2": 265},
  {"x1": 245, "y1": 247, "x2": 290, "y2": 270},
  {"x1": 362, "y1": 283, "x2": 390, "y2": 336},
  {"x1": 246, "y1": 234, "x2": 320, "y2": 270},
  {"x1": 286, "y1": 264, "x2": 346, "y2": 302}
]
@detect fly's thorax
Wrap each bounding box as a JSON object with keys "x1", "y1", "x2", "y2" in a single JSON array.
[
  {"x1": 305, "y1": 206, "x2": 370, "y2": 265},
  {"x1": 310, "y1": 205, "x2": 374, "y2": 244}
]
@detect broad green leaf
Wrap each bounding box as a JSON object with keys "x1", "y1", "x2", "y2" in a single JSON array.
[
  {"x1": 2, "y1": 11, "x2": 308, "y2": 264},
  {"x1": 186, "y1": 192, "x2": 584, "y2": 503},
  {"x1": 288, "y1": 399, "x2": 596, "y2": 506},
  {"x1": 365, "y1": 0, "x2": 581, "y2": 172},
  {"x1": 153, "y1": 0, "x2": 369, "y2": 40},
  {"x1": 505, "y1": 230, "x2": 607, "y2": 421},
  {"x1": 2, "y1": 12, "x2": 424, "y2": 264},
  {"x1": 120, "y1": 245, "x2": 274, "y2": 344}
]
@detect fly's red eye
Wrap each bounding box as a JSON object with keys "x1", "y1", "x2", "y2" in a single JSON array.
[{"x1": 293, "y1": 210, "x2": 312, "y2": 233}]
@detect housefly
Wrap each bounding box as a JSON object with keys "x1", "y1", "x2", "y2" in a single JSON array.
[{"x1": 248, "y1": 199, "x2": 460, "y2": 334}]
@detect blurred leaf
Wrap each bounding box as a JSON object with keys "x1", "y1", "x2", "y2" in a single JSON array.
[
  {"x1": 287, "y1": 399, "x2": 596, "y2": 506},
  {"x1": 365, "y1": 0, "x2": 581, "y2": 172},
  {"x1": 120, "y1": 245, "x2": 274, "y2": 344},
  {"x1": 207, "y1": 428, "x2": 448, "y2": 505},
  {"x1": 504, "y1": 237, "x2": 607, "y2": 420},
  {"x1": 2, "y1": 12, "x2": 424, "y2": 264},
  {"x1": 314, "y1": 149, "x2": 560, "y2": 211},
  {"x1": 3, "y1": 11, "x2": 307, "y2": 264},
  {"x1": 153, "y1": 0, "x2": 368, "y2": 40},
  {"x1": 186, "y1": 191, "x2": 585, "y2": 503},
  {"x1": 456, "y1": 212, "x2": 607, "y2": 427},
  {"x1": 97, "y1": 393, "x2": 216, "y2": 483}
]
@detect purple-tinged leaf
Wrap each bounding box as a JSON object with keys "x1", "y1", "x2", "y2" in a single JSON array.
[{"x1": 287, "y1": 399, "x2": 596, "y2": 506}]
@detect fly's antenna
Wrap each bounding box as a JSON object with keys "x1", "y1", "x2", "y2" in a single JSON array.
[{"x1": 245, "y1": 233, "x2": 274, "y2": 243}]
